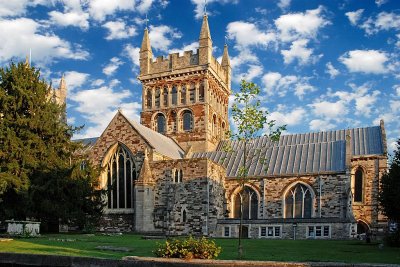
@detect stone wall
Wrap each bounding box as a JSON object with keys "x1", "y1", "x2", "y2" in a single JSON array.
[
  {"x1": 150, "y1": 158, "x2": 226, "y2": 236},
  {"x1": 98, "y1": 213, "x2": 134, "y2": 232}
]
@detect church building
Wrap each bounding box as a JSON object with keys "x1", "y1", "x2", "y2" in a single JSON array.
[{"x1": 78, "y1": 14, "x2": 388, "y2": 239}]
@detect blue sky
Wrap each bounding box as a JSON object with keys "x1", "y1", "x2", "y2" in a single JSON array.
[{"x1": 0, "y1": 0, "x2": 399, "y2": 154}]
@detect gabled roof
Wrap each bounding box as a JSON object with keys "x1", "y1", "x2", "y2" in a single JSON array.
[
  {"x1": 75, "y1": 111, "x2": 184, "y2": 160},
  {"x1": 192, "y1": 125, "x2": 385, "y2": 178}
]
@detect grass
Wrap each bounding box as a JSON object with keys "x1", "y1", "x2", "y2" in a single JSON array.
[{"x1": 0, "y1": 234, "x2": 399, "y2": 264}]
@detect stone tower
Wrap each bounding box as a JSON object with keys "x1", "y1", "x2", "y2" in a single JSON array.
[{"x1": 138, "y1": 15, "x2": 231, "y2": 152}]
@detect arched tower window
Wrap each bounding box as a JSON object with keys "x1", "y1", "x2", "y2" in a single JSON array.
[
  {"x1": 212, "y1": 115, "x2": 217, "y2": 136},
  {"x1": 155, "y1": 88, "x2": 160, "y2": 108},
  {"x1": 163, "y1": 87, "x2": 168, "y2": 106},
  {"x1": 146, "y1": 89, "x2": 152, "y2": 108},
  {"x1": 285, "y1": 183, "x2": 313, "y2": 218},
  {"x1": 221, "y1": 122, "x2": 226, "y2": 138},
  {"x1": 106, "y1": 145, "x2": 136, "y2": 209},
  {"x1": 189, "y1": 83, "x2": 195, "y2": 103},
  {"x1": 233, "y1": 186, "x2": 258, "y2": 219},
  {"x1": 182, "y1": 110, "x2": 193, "y2": 131},
  {"x1": 181, "y1": 86, "x2": 186, "y2": 105},
  {"x1": 171, "y1": 86, "x2": 177, "y2": 105},
  {"x1": 354, "y1": 168, "x2": 363, "y2": 202},
  {"x1": 199, "y1": 81, "x2": 205, "y2": 101},
  {"x1": 169, "y1": 111, "x2": 177, "y2": 133},
  {"x1": 156, "y1": 113, "x2": 166, "y2": 134}
]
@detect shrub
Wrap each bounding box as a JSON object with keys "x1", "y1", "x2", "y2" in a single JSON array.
[{"x1": 154, "y1": 236, "x2": 221, "y2": 260}]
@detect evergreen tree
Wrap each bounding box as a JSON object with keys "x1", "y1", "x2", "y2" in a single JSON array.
[
  {"x1": 0, "y1": 62, "x2": 104, "y2": 230},
  {"x1": 230, "y1": 80, "x2": 286, "y2": 258},
  {"x1": 379, "y1": 138, "x2": 400, "y2": 246}
]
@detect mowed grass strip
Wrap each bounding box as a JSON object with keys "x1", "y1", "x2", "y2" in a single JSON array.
[{"x1": 0, "y1": 234, "x2": 399, "y2": 264}]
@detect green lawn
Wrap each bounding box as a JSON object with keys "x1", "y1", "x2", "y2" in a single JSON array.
[{"x1": 0, "y1": 234, "x2": 399, "y2": 264}]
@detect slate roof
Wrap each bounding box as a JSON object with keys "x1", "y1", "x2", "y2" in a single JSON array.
[
  {"x1": 74, "y1": 112, "x2": 184, "y2": 159},
  {"x1": 192, "y1": 126, "x2": 385, "y2": 178}
]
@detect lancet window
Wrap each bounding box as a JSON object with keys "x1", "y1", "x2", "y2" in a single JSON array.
[
  {"x1": 189, "y1": 83, "x2": 195, "y2": 103},
  {"x1": 354, "y1": 168, "x2": 364, "y2": 202},
  {"x1": 182, "y1": 110, "x2": 193, "y2": 131},
  {"x1": 106, "y1": 145, "x2": 136, "y2": 209},
  {"x1": 156, "y1": 113, "x2": 166, "y2": 134},
  {"x1": 155, "y1": 88, "x2": 160, "y2": 108},
  {"x1": 181, "y1": 86, "x2": 186, "y2": 105},
  {"x1": 285, "y1": 183, "x2": 313, "y2": 218},
  {"x1": 146, "y1": 89, "x2": 152, "y2": 108},
  {"x1": 172, "y1": 86, "x2": 177, "y2": 105},
  {"x1": 233, "y1": 186, "x2": 258, "y2": 219},
  {"x1": 163, "y1": 87, "x2": 168, "y2": 106}
]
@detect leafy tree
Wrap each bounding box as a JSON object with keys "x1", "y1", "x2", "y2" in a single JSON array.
[
  {"x1": 0, "y1": 61, "x2": 104, "y2": 231},
  {"x1": 379, "y1": 138, "x2": 400, "y2": 246},
  {"x1": 230, "y1": 80, "x2": 286, "y2": 258}
]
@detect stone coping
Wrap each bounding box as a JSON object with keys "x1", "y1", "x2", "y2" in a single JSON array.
[
  {"x1": 5, "y1": 220, "x2": 41, "y2": 224},
  {"x1": 0, "y1": 253, "x2": 399, "y2": 267}
]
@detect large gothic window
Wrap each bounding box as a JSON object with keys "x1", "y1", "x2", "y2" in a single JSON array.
[
  {"x1": 354, "y1": 168, "x2": 363, "y2": 202},
  {"x1": 156, "y1": 113, "x2": 166, "y2": 134},
  {"x1": 285, "y1": 183, "x2": 313, "y2": 218},
  {"x1": 233, "y1": 186, "x2": 258, "y2": 219},
  {"x1": 171, "y1": 86, "x2": 177, "y2": 105},
  {"x1": 182, "y1": 110, "x2": 193, "y2": 131},
  {"x1": 106, "y1": 145, "x2": 136, "y2": 209}
]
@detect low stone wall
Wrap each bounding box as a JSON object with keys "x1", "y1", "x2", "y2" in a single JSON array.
[
  {"x1": 0, "y1": 253, "x2": 398, "y2": 267},
  {"x1": 6, "y1": 220, "x2": 41, "y2": 236},
  {"x1": 98, "y1": 213, "x2": 134, "y2": 232}
]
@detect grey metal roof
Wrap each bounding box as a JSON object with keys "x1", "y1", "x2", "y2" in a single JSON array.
[{"x1": 194, "y1": 125, "x2": 384, "y2": 178}]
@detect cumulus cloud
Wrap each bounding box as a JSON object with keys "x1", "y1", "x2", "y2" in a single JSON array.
[
  {"x1": 229, "y1": 49, "x2": 259, "y2": 69},
  {"x1": 339, "y1": 49, "x2": 388, "y2": 74},
  {"x1": 309, "y1": 100, "x2": 348, "y2": 119},
  {"x1": 227, "y1": 21, "x2": 276, "y2": 49},
  {"x1": 281, "y1": 39, "x2": 318, "y2": 65},
  {"x1": 0, "y1": 17, "x2": 88, "y2": 64},
  {"x1": 191, "y1": 0, "x2": 238, "y2": 19},
  {"x1": 360, "y1": 12, "x2": 400, "y2": 35},
  {"x1": 169, "y1": 42, "x2": 199, "y2": 55},
  {"x1": 49, "y1": 10, "x2": 89, "y2": 30},
  {"x1": 269, "y1": 107, "x2": 306, "y2": 127},
  {"x1": 103, "y1": 57, "x2": 123, "y2": 76},
  {"x1": 149, "y1": 25, "x2": 181, "y2": 52},
  {"x1": 71, "y1": 85, "x2": 141, "y2": 139},
  {"x1": 88, "y1": 0, "x2": 135, "y2": 22},
  {"x1": 274, "y1": 6, "x2": 329, "y2": 42},
  {"x1": 103, "y1": 20, "x2": 137, "y2": 40},
  {"x1": 262, "y1": 72, "x2": 315, "y2": 99},
  {"x1": 277, "y1": 0, "x2": 291, "y2": 10},
  {"x1": 63, "y1": 71, "x2": 89, "y2": 92},
  {"x1": 137, "y1": 0, "x2": 154, "y2": 14},
  {"x1": 309, "y1": 119, "x2": 336, "y2": 131},
  {"x1": 375, "y1": 0, "x2": 388, "y2": 7},
  {"x1": 345, "y1": 9, "x2": 364, "y2": 26},
  {"x1": 0, "y1": 0, "x2": 50, "y2": 18},
  {"x1": 325, "y1": 62, "x2": 339, "y2": 78},
  {"x1": 124, "y1": 44, "x2": 141, "y2": 67},
  {"x1": 234, "y1": 64, "x2": 263, "y2": 82}
]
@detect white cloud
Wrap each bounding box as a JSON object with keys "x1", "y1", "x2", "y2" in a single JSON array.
[
  {"x1": 63, "y1": 71, "x2": 89, "y2": 92},
  {"x1": 0, "y1": 0, "x2": 50, "y2": 18},
  {"x1": 0, "y1": 17, "x2": 88, "y2": 64},
  {"x1": 339, "y1": 50, "x2": 388, "y2": 74},
  {"x1": 345, "y1": 9, "x2": 364, "y2": 26},
  {"x1": 229, "y1": 49, "x2": 259, "y2": 69},
  {"x1": 275, "y1": 6, "x2": 329, "y2": 42},
  {"x1": 360, "y1": 12, "x2": 400, "y2": 35},
  {"x1": 270, "y1": 107, "x2": 306, "y2": 126},
  {"x1": 191, "y1": 0, "x2": 238, "y2": 19},
  {"x1": 308, "y1": 100, "x2": 348, "y2": 119},
  {"x1": 235, "y1": 64, "x2": 263, "y2": 82},
  {"x1": 395, "y1": 85, "x2": 400, "y2": 96},
  {"x1": 281, "y1": 39, "x2": 317, "y2": 65},
  {"x1": 124, "y1": 44, "x2": 141, "y2": 67},
  {"x1": 103, "y1": 20, "x2": 137, "y2": 40},
  {"x1": 137, "y1": 0, "x2": 154, "y2": 14},
  {"x1": 92, "y1": 79, "x2": 105, "y2": 87},
  {"x1": 294, "y1": 83, "x2": 316, "y2": 99},
  {"x1": 49, "y1": 10, "x2": 89, "y2": 30},
  {"x1": 390, "y1": 100, "x2": 400, "y2": 112},
  {"x1": 149, "y1": 25, "x2": 181, "y2": 52},
  {"x1": 71, "y1": 85, "x2": 141, "y2": 138},
  {"x1": 277, "y1": 0, "x2": 291, "y2": 10},
  {"x1": 326, "y1": 62, "x2": 339, "y2": 78},
  {"x1": 375, "y1": 0, "x2": 388, "y2": 7},
  {"x1": 309, "y1": 119, "x2": 336, "y2": 131},
  {"x1": 169, "y1": 41, "x2": 199, "y2": 55},
  {"x1": 262, "y1": 72, "x2": 297, "y2": 97},
  {"x1": 227, "y1": 21, "x2": 276, "y2": 49},
  {"x1": 103, "y1": 57, "x2": 123, "y2": 76},
  {"x1": 88, "y1": 0, "x2": 135, "y2": 22}
]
